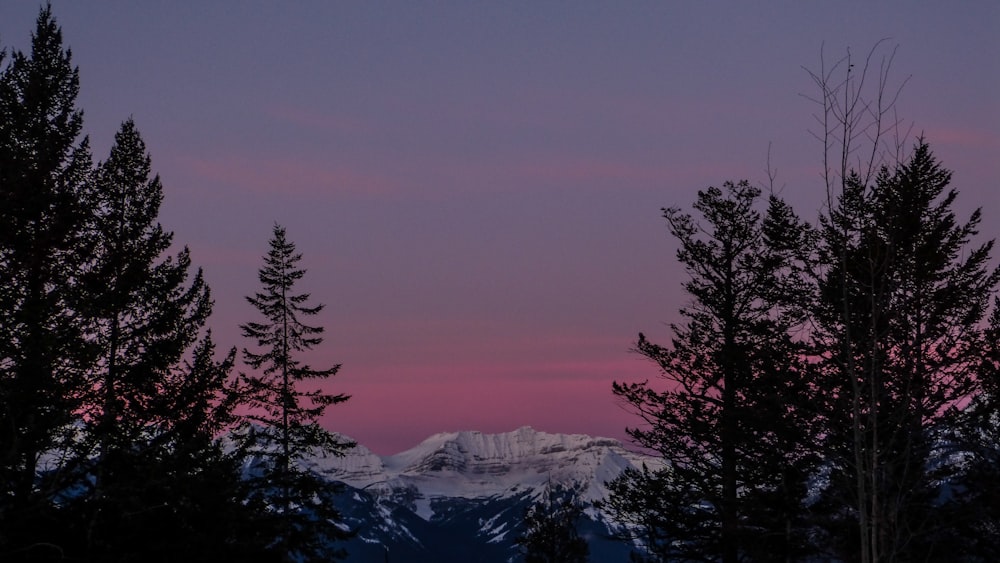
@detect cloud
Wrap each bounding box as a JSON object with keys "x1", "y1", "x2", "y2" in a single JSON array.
[
  {"x1": 508, "y1": 156, "x2": 744, "y2": 187},
  {"x1": 330, "y1": 356, "x2": 649, "y2": 385},
  {"x1": 175, "y1": 153, "x2": 400, "y2": 199},
  {"x1": 923, "y1": 126, "x2": 999, "y2": 149},
  {"x1": 326, "y1": 375, "x2": 639, "y2": 455}
]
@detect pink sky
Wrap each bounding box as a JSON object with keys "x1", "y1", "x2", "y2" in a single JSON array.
[{"x1": 3, "y1": 2, "x2": 997, "y2": 454}]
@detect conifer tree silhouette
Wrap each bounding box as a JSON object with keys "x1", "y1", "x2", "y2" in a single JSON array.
[
  {"x1": 240, "y1": 223, "x2": 353, "y2": 561},
  {"x1": 0, "y1": 6, "x2": 94, "y2": 553}
]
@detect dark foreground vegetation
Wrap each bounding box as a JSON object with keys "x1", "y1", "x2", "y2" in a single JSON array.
[
  {"x1": 606, "y1": 45, "x2": 1000, "y2": 563},
  {"x1": 1, "y1": 8, "x2": 351, "y2": 562}
]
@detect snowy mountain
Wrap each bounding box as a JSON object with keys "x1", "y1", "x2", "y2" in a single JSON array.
[{"x1": 303, "y1": 426, "x2": 660, "y2": 562}]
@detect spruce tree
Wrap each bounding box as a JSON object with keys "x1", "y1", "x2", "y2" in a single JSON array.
[
  {"x1": 68, "y1": 118, "x2": 212, "y2": 559},
  {"x1": 91, "y1": 333, "x2": 275, "y2": 562},
  {"x1": 610, "y1": 181, "x2": 818, "y2": 562},
  {"x1": 69, "y1": 119, "x2": 271, "y2": 560},
  {"x1": 811, "y1": 139, "x2": 1000, "y2": 561},
  {"x1": 0, "y1": 6, "x2": 94, "y2": 554},
  {"x1": 3, "y1": 8, "x2": 285, "y2": 561},
  {"x1": 240, "y1": 223, "x2": 353, "y2": 562}
]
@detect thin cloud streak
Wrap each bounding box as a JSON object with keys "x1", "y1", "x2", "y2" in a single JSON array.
[
  {"x1": 328, "y1": 376, "x2": 642, "y2": 455},
  {"x1": 922, "y1": 126, "x2": 999, "y2": 149},
  {"x1": 176, "y1": 153, "x2": 400, "y2": 198}
]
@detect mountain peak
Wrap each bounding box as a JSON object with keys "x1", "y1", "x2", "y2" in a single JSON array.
[
  {"x1": 391, "y1": 426, "x2": 618, "y2": 471},
  {"x1": 310, "y1": 427, "x2": 656, "y2": 506},
  {"x1": 319, "y1": 428, "x2": 657, "y2": 562}
]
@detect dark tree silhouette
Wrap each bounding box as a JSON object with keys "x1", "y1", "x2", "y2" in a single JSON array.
[
  {"x1": 1, "y1": 9, "x2": 299, "y2": 562},
  {"x1": 610, "y1": 181, "x2": 818, "y2": 562},
  {"x1": 240, "y1": 223, "x2": 353, "y2": 562},
  {"x1": 516, "y1": 483, "x2": 589, "y2": 563},
  {"x1": 943, "y1": 301, "x2": 1000, "y2": 561},
  {"x1": 810, "y1": 140, "x2": 1000, "y2": 561},
  {"x1": 803, "y1": 42, "x2": 904, "y2": 563},
  {"x1": 72, "y1": 118, "x2": 212, "y2": 558},
  {"x1": 600, "y1": 465, "x2": 680, "y2": 562},
  {"x1": 0, "y1": 6, "x2": 94, "y2": 555},
  {"x1": 102, "y1": 333, "x2": 276, "y2": 562}
]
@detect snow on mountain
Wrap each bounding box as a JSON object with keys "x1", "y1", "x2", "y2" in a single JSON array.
[
  {"x1": 309, "y1": 427, "x2": 658, "y2": 563},
  {"x1": 304, "y1": 438, "x2": 385, "y2": 482},
  {"x1": 311, "y1": 426, "x2": 659, "y2": 516}
]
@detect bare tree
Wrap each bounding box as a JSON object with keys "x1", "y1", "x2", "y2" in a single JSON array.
[{"x1": 802, "y1": 42, "x2": 908, "y2": 563}]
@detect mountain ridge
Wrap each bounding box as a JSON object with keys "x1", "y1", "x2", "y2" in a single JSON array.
[
  {"x1": 304, "y1": 426, "x2": 659, "y2": 562},
  {"x1": 310, "y1": 425, "x2": 657, "y2": 502}
]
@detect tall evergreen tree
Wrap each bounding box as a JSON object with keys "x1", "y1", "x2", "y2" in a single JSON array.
[
  {"x1": 68, "y1": 118, "x2": 212, "y2": 559},
  {"x1": 154, "y1": 333, "x2": 284, "y2": 562},
  {"x1": 0, "y1": 6, "x2": 94, "y2": 554},
  {"x1": 240, "y1": 223, "x2": 353, "y2": 562},
  {"x1": 516, "y1": 483, "x2": 589, "y2": 563},
  {"x1": 610, "y1": 181, "x2": 818, "y2": 562},
  {"x1": 811, "y1": 139, "x2": 1000, "y2": 561},
  {"x1": 3, "y1": 8, "x2": 306, "y2": 562},
  {"x1": 73, "y1": 333, "x2": 276, "y2": 562}
]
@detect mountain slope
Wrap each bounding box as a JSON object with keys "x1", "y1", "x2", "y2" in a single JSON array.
[{"x1": 305, "y1": 427, "x2": 659, "y2": 562}]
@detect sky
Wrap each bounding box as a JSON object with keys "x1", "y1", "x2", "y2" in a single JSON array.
[{"x1": 2, "y1": 1, "x2": 998, "y2": 455}]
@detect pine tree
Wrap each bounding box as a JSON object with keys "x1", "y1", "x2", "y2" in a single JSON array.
[
  {"x1": 516, "y1": 483, "x2": 589, "y2": 563},
  {"x1": 240, "y1": 223, "x2": 353, "y2": 562},
  {"x1": 66, "y1": 118, "x2": 213, "y2": 559},
  {"x1": 610, "y1": 182, "x2": 818, "y2": 562},
  {"x1": 69, "y1": 120, "x2": 274, "y2": 557},
  {"x1": 811, "y1": 140, "x2": 1000, "y2": 561},
  {"x1": 3, "y1": 9, "x2": 285, "y2": 561},
  {"x1": 0, "y1": 6, "x2": 94, "y2": 554},
  {"x1": 90, "y1": 333, "x2": 276, "y2": 562}
]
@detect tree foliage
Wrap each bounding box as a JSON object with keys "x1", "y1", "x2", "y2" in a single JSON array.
[
  {"x1": 601, "y1": 465, "x2": 693, "y2": 562},
  {"x1": 797, "y1": 39, "x2": 999, "y2": 563},
  {"x1": 71, "y1": 118, "x2": 215, "y2": 558},
  {"x1": 610, "y1": 182, "x2": 818, "y2": 562},
  {"x1": 1, "y1": 9, "x2": 278, "y2": 561},
  {"x1": 0, "y1": 5, "x2": 94, "y2": 552},
  {"x1": 610, "y1": 42, "x2": 999, "y2": 563},
  {"x1": 611, "y1": 131, "x2": 999, "y2": 563},
  {"x1": 943, "y1": 302, "x2": 1000, "y2": 561},
  {"x1": 240, "y1": 223, "x2": 353, "y2": 561},
  {"x1": 811, "y1": 140, "x2": 1000, "y2": 561},
  {"x1": 516, "y1": 483, "x2": 590, "y2": 563}
]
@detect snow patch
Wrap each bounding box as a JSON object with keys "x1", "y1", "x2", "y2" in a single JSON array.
[{"x1": 324, "y1": 426, "x2": 658, "y2": 502}]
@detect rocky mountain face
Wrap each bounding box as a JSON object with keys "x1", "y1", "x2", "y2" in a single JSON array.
[{"x1": 304, "y1": 427, "x2": 659, "y2": 563}]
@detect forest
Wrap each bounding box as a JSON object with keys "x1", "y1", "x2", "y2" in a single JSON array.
[
  {"x1": 2, "y1": 7, "x2": 998, "y2": 563},
  {"x1": 1, "y1": 8, "x2": 349, "y2": 562}
]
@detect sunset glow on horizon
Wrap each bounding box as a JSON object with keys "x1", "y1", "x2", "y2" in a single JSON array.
[{"x1": 3, "y1": 1, "x2": 996, "y2": 455}]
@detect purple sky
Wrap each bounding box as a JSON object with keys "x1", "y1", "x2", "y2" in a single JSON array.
[{"x1": 3, "y1": 2, "x2": 998, "y2": 454}]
